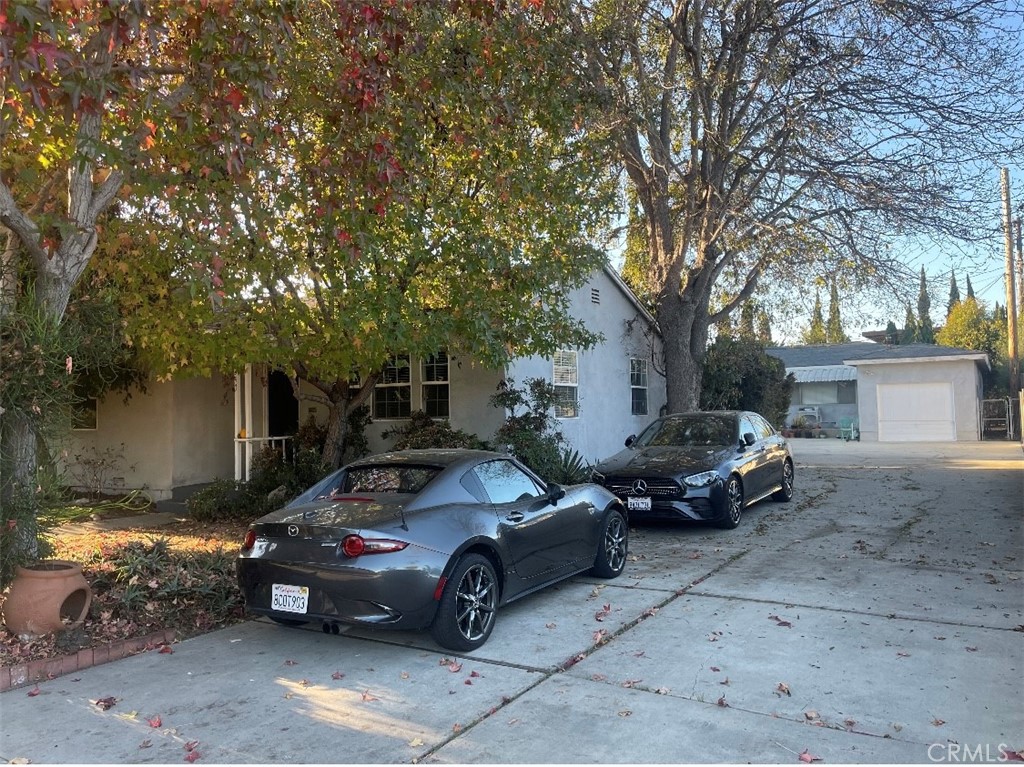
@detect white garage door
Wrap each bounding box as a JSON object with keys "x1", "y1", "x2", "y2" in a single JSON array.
[{"x1": 877, "y1": 382, "x2": 956, "y2": 441}]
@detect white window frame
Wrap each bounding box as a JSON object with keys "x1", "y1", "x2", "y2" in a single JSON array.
[
  {"x1": 630, "y1": 358, "x2": 648, "y2": 416},
  {"x1": 374, "y1": 355, "x2": 412, "y2": 419},
  {"x1": 553, "y1": 349, "x2": 579, "y2": 419},
  {"x1": 421, "y1": 351, "x2": 450, "y2": 418}
]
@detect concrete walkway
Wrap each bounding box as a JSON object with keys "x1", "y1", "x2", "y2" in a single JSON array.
[{"x1": 2, "y1": 440, "x2": 1021, "y2": 763}]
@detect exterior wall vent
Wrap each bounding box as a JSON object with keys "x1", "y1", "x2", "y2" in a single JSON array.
[{"x1": 591, "y1": 288, "x2": 601, "y2": 304}]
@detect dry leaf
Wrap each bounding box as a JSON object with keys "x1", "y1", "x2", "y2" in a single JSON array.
[
  {"x1": 361, "y1": 690, "x2": 379, "y2": 702},
  {"x1": 617, "y1": 709, "x2": 632, "y2": 717},
  {"x1": 409, "y1": 738, "x2": 424, "y2": 747},
  {"x1": 710, "y1": 666, "x2": 721, "y2": 672},
  {"x1": 717, "y1": 695, "x2": 729, "y2": 707},
  {"x1": 932, "y1": 718, "x2": 946, "y2": 726},
  {"x1": 452, "y1": 723, "x2": 462, "y2": 733},
  {"x1": 447, "y1": 661, "x2": 463, "y2": 673},
  {"x1": 545, "y1": 622, "x2": 557, "y2": 629},
  {"x1": 777, "y1": 683, "x2": 791, "y2": 697},
  {"x1": 26, "y1": 685, "x2": 40, "y2": 697},
  {"x1": 283, "y1": 659, "x2": 298, "y2": 666},
  {"x1": 139, "y1": 740, "x2": 152, "y2": 749},
  {"x1": 158, "y1": 644, "x2": 174, "y2": 654},
  {"x1": 94, "y1": 696, "x2": 117, "y2": 710},
  {"x1": 331, "y1": 671, "x2": 345, "y2": 680},
  {"x1": 400, "y1": 672, "x2": 410, "y2": 679},
  {"x1": 804, "y1": 710, "x2": 819, "y2": 721},
  {"x1": 148, "y1": 715, "x2": 162, "y2": 728},
  {"x1": 798, "y1": 749, "x2": 822, "y2": 763}
]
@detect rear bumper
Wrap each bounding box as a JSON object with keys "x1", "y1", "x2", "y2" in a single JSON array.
[{"x1": 235, "y1": 556, "x2": 441, "y2": 630}]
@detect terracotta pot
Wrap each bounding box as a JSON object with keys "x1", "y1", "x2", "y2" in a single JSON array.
[{"x1": 2, "y1": 560, "x2": 92, "y2": 638}]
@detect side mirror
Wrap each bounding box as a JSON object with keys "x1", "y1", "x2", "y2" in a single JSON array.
[
  {"x1": 546, "y1": 483, "x2": 566, "y2": 505},
  {"x1": 742, "y1": 432, "x2": 756, "y2": 446},
  {"x1": 624, "y1": 435, "x2": 636, "y2": 447}
]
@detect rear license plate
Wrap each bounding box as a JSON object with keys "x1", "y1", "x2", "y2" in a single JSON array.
[
  {"x1": 271, "y1": 584, "x2": 309, "y2": 614},
  {"x1": 627, "y1": 496, "x2": 652, "y2": 511}
]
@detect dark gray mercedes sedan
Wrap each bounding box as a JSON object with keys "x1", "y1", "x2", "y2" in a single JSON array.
[
  {"x1": 591, "y1": 411, "x2": 794, "y2": 530},
  {"x1": 236, "y1": 449, "x2": 627, "y2": 651}
]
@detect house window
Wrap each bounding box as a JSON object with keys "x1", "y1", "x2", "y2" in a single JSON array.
[
  {"x1": 799, "y1": 381, "x2": 857, "y2": 406},
  {"x1": 630, "y1": 358, "x2": 648, "y2": 415},
  {"x1": 422, "y1": 351, "x2": 449, "y2": 418},
  {"x1": 553, "y1": 349, "x2": 579, "y2": 418},
  {"x1": 374, "y1": 355, "x2": 411, "y2": 419},
  {"x1": 72, "y1": 397, "x2": 98, "y2": 430},
  {"x1": 837, "y1": 380, "x2": 857, "y2": 404}
]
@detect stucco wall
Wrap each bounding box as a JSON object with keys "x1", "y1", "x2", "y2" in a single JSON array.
[
  {"x1": 170, "y1": 376, "x2": 235, "y2": 489},
  {"x1": 853, "y1": 359, "x2": 982, "y2": 442},
  {"x1": 509, "y1": 270, "x2": 667, "y2": 463}
]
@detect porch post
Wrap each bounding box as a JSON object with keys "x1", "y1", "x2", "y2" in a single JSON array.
[
  {"x1": 244, "y1": 364, "x2": 254, "y2": 481},
  {"x1": 234, "y1": 371, "x2": 244, "y2": 481}
]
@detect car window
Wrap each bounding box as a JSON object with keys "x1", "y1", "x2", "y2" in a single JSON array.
[
  {"x1": 636, "y1": 415, "x2": 735, "y2": 447},
  {"x1": 473, "y1": 459, "x2": 545, "y2": 504},
  {"x1": 327, "y1": 465, "x2": 442, "y2": 495},
  {"x1": 750, "y1": 414, "x2": 774, "y2": 439},
  {"x1": 739, "y1": 416, "x2": 759, "y2": 441}
]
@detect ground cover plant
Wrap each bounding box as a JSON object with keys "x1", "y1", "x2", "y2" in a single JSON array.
[{"x1": 0, "y1": 518, "x2": 249, "y2": 668}]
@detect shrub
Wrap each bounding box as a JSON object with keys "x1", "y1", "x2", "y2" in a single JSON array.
[
  {"x1": 490, "y1": 378, "x2": 578, "y2": 482},
  {"x1": 185, "y1": 479, "x2": 250, "y2": 522},
  {"x1": 383, "y1": 410, "x2": 490, "y2": 450}
]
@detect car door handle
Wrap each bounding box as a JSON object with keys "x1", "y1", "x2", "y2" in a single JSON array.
[{"x1": 505, "y1": 512, "x2": 525, "y2": 523}]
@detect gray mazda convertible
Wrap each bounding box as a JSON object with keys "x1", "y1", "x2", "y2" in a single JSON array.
[{"x1": 236, "y1": 449, "x2": 628, "y2": 651}]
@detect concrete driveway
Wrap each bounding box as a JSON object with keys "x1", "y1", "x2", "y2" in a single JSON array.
[{"x1": 1, "y1": 440, "x2": 1021, "y2": 764}]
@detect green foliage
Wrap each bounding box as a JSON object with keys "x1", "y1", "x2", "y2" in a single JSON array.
[
  {"x1": 700, "y1": 335, "x2": 794, "y2": 429},
  {"x1": 490, "y1": 378, "x2": 571, "y2": 482},
  {"x1": 0, "y1": 485, "x2": 55, "y2": 591},
  {"x1": 82, "y1": 537, "x2": 241, "y2": 635},
  {"x1": 947, "y1": 273, "x2": 961, "y2": 317},
  {"x1": 382, "y1": 411, "x2": 489, "y2": 451},
  {"x1": 185, "y1": 479, "x2": 249, "y2": 523},
  {"x1": 917, "y1": 267, "x2": 935, "y2": 343},
  {"x1": 552, "y1": 448, "x2": 591, "y2": 485},
  {"x1": 901, "y1": 305, "x2": 919, "y2": 344},
  {"x1": 936, "y1": 298, "x2": 1008, "y2": 393},
  {"x1": 801, "y1": 290, "x2": 827, "y2": 344},
  {"x1": 825, "y1": 282, "x2": 849, "y2": 343},
  {"x1": 885, "y1": 320, "x2": 900, "y2": 344}
]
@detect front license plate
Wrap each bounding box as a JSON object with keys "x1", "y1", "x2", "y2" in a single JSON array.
[
  {"x1": 271, "y1": 584, "x2": 309, "y2": 614},
  {"x1": 627, "y1": 496, "x2": 652, "y2": 511}
]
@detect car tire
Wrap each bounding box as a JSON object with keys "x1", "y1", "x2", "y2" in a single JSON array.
[
  {"x1": 772, "y1": 459, "x2": 794, "y2": 502},
  {"x1": 431, "y1": 553, "x2": 498, "y2": 652},
  {"x1": 716, "y1": 475, "x2": 743, "y2": 529},
  {"x1": 269, "y1": 616, "x2": 309, "y2": 627},
  {"x1": 590, "y1": 509, "x2": 628, "y2": 578}
]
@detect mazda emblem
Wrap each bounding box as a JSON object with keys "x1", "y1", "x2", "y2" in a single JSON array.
[
  {"x1": 631, "y1": 479, "x2": 648, "y2": 495},
  {"x1": 287, "y1": 524, "x2": 299, "y2": 537}
]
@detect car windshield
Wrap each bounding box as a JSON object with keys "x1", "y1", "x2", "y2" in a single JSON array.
[
  {"x1": 313, "y1": 465, "x2": 442, "y2": 498},
  {"x1": 635, "y1": 415, "x2": 736, "y2": 447}
]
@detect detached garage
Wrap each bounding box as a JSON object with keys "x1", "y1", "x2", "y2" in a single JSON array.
[{"x1": 845, "y1": 347, "x2": 989, "y2": 443}]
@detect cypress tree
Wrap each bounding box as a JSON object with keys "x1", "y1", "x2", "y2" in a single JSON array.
[
  {"x1": 917, "y1": 267, "x2": 935, "y2": 343},
  {"x1": 947, "y1": 273, "x2": 960, "y2": 317},
  {"x1": 756, "y1": 310, "x2": 773, "y2": 345},
  {"x1": 901, "y1": 305, "x2": 919, "y2": 344},
  {"x1": 966, "y1": 274, "x2": 975, "y2": 300},
  {"x1": 801, "y1": 290, "x2": 828, "y2": 344},
  {"x1": 826, "y1": 282, "x2": 849, "y2": 343},
  {"x1": 885, "y1": 320, "x2": 899, "y2": 344}
]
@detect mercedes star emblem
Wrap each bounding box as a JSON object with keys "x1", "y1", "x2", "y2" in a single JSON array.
[
  {"x1": 287, "y1": 524, "x2": 299, "y2": 537},
  {"x1": 631, "y1": 479, "x2": 648, "y2": 495}
]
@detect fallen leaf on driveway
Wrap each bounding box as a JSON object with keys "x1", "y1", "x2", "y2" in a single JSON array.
[
  {"x1": 932, "y1": 718, "x2": 945, "y2": 726},
  {"x1": 655, "y1": 687, "x2": 670, "y2": 695},
  {"x1": 400, "y1": 672, "x2": 410, "y2": 679},
  {"x1": 966, "y1": 646, "x2": 978, "y2": 652},
  {"x1": 283, "y1": 659, "x2": 298, "y2": 666},
  {"x1": 1000, "y1": 749, "x2": 1023, "y2": 761},
  {"x1": 595, "y1": 603, "x2": 611, "y2": 621},
  {"x1": 896, "y1": 652, "x2": 910, "y2": 658},
  {"x1": 591, "y1": 674, "x2": 607, "y2": 681},
  {"x1": 545, "y1": 622, "x2": 557, "y2": 629},
  {"x1": 408, "y1": 738, "x2": 424, "y2": 747},
  {"x1": 361, "y1": 690, "x2": 379, "y2": 702},
  {"x1": 158, "y1": 645, "x2": 174, "y2": 654},
  {"x1": 470, "y1": 670, "x2": 481, "y2": 678},
  {"x1": 720, "y1": 677, "x2": 730, "y2": 686},
  {"x1": 804, "y1": 710, "x2": 819, "y2": 721},
  {"x1": 798, "y1": 749, "x2": 822, "y2": 763},
  {"x1": 844, "y1": 718, "x2": 856, "y2": 729},
  {"x1": 139, "y1": 740, "x2": 152, "y2": 749},
  {"x1": 617, "y1": 709, "x2": 632, "y2": 717},
  {"x1": 147, "y1": 715, "x2": 162, "y2": 728},
  {"x1": 332, "y1": 671, "x2": 345, "y2": 680},
  {"x1": 717, "y1": 695, "x2": 729, "y2": 707},
  {"x1": 621, "y1": 679, "x2": 642, "y2": 688},
  {"x1": 710, "y1": 666, "x2": 721, "y2": 672},
  {"x1": 452, "y1": 723, "x2": 462, "y2": 733},
  {"x1": 26, "y1": 685, "x2": 40, "y2": 697},
  {"x1": 593, "y1": 629, "x2": 608, "y2": 643},
  {"x1": 447, "y1": 661, "x2": 463, "y2": 673},
  {"x1": 94, "y1": 696, "x2": 117, "y2": 710},
  {"x1": 776, "y1": 683, "x2": 791, "y2": 697},
  {"x1": 768, "y1": 614, "x2": 793, "y2": 628}
]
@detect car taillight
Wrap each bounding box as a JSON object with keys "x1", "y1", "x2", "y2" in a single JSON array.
[
  {"x1": 242, "y1": 530, "x2": 257, "y2": 551},
  {"x1": 340, "y1": 534, "x2": 409, "y2": 558}
]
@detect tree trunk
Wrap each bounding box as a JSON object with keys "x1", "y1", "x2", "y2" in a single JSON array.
[
  {"x1": 0, "y1": 411, "x2": 40, "y2": 561},
  {"x1": 321, "y1": 398, "x2": 351, "y2": 470},
  {"x1": 657, "y1": 284, "x2": 713, "y2": 413}
]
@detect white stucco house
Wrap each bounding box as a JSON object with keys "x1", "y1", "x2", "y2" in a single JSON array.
[
  {"x1": 64, "y1": 266, "x2": 666, "y2": 500},
  {"x1": 766, "y1": 342, "x2": 990, "y2": 442}
]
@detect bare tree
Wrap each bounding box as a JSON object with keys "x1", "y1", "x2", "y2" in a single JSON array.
[{"x1": 570, "y1": 0, "x2": 1023, "y2": 409}]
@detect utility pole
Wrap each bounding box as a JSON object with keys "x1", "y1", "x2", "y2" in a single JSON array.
[{"x1": 1001, "y1": 169, "x2": 1019, "y2": 394}]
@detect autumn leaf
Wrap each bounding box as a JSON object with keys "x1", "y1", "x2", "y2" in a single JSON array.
[
  {"x1": 408, "y1": 738, "x2": 424, "y2": 747},
  {"x1": 464, "y1": 679, "x2": 473, "y2": 685},
  {"x1": 140, "y1": 739, "x2": 152, "y2": 749},
  {"x1": 26, "y1": 685, "x2": 41, "y2": 697},
  {"x1": 470, "y1": 670, "x2": 481, "y2": 678},
  {"x1": 452, "y1": 723, "x2": 462, "y2": 733},
  {"x1": 768, "y1": 614, "x2": 793, "y2": 628},
  {"x1": 719, "y1": 677, "x2": 730, "y2": 685},
  {"x1": 710, "y1": 666, "x2": 721, "y2": 672},
  {"x1": 717, "y1": 695, "x2": 729, "y2": 707},
  {"x1": 804, "y1": 710, "x2": 819, "y2": 721},
  {"x1": 593, "y1": 629, "x2": 608, "y2": 643},
  {"x1": 283, "y1": 659, "x2": 298, "y2": 666},
  {"x1": 595, "y1": 603, "x2": 611, "y2": 621},
  {"x1": 147, "y1": 715, "x2": 162, "y2": 728},
  {"x1": 776, "y1": 682, "x2": 791, "y2": 697},
  {"x1": 591, "y1": 673, "x2": 607, "y2": 682},
  {"x1": 932, "y1": 718, "x2": 946, "y2": 726},
  {"x1": 331, "y1": 671, "x2": 345, "y2": 680},
  {"x1": 447, "y1": 661, "x2": 463, "y2": 673},
  {"x1": 545, "y1": 622, "x2": 557, "y2": 629},
  {"x1": 617, "y1": 709, "x2": 632, "y2": 717},
  {"x1": 158, "y1": 644, "x2": 174, "y2": 654},
  {"x1": 94, "y1": 696, "x2": 117, "y2": 710},
  {"x1": 798, "y1": 749, "x2": 822, "y2": 763},
  {"x1": 622, "y1": 679, "x2": 642, "y2": 688},
  {"x1": 896, "y1": 652, "x2": 910, "y2": 658},
  {"x1": 1000, "y1": 749, "x2": 1024, "y2": 761},
  {"x1": 361, "y1": 690, "x2": 378, "y2": 702}
]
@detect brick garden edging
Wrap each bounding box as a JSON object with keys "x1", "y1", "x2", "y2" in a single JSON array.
[{"x1": 0, "y1": 629, "x2": 176, "y2": 692}]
